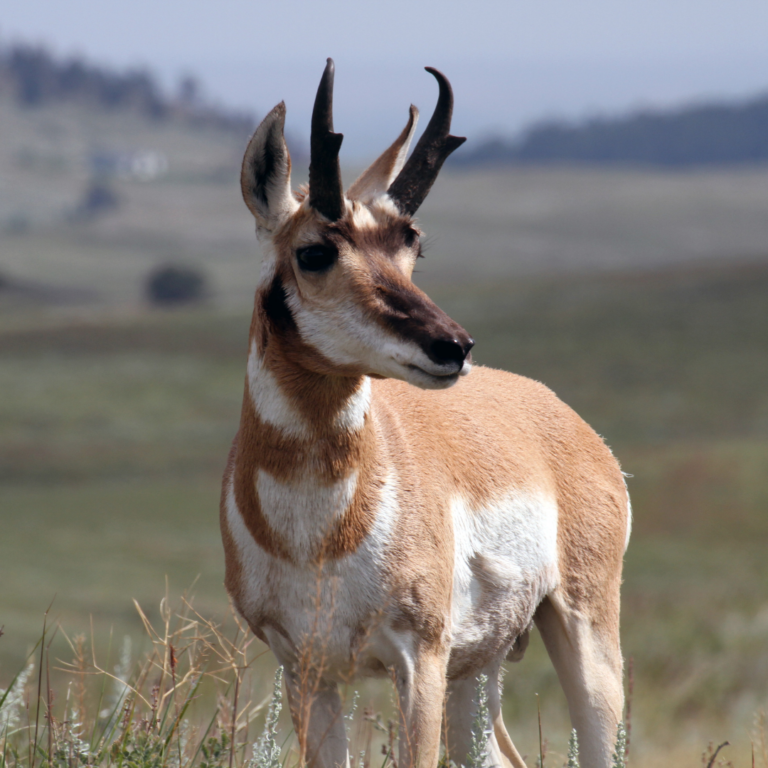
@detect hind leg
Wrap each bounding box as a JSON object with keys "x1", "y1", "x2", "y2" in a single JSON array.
[
  {"x1": 535, "y1": 594, "x2": 624, "y2": 768},
  {"x1": 443, "y1": 662, "x2": 527, "y2": 768}
]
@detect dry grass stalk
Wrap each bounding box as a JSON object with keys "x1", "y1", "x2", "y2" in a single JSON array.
[{"x1": 2, "y1": 593, "x2": 761, "y2": 768}]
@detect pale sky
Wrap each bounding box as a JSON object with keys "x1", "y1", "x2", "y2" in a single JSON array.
[{"x1": 3, "y1": 0, "x2": 768, "y2": 157}]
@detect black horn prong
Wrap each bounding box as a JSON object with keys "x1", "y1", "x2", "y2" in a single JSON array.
[
  {"x1": 387, "y1": 67, "x2": 466, "y2": 216},
  {"x1": 309, "y1": 58, "x2": 345, "y2": 221}
]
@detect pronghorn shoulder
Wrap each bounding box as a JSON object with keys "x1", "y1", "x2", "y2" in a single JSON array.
[
  {"x1": 370, "y1": 364, "x2": 571, "y2": 424},
  {"x1": 369, "y1": 365, "x2": 625, "y2": 492}
]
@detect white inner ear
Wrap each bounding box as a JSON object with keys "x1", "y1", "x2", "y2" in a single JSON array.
[
  {"x1": 347, "y1": 106, "x2": 419, "y2": 204},
  {"x1": 387, "y1": 108, "x2": 419, "y2": 182},
  {"x1": 259, "y1": 150, "x2": 299, "y2": 228}
]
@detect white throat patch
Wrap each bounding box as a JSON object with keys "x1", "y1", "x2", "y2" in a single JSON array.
[
  {"x1": 334, "y1": 376, "x2": 372, "y2": 433},
  {"x1": 247, "y1": 341, "x2": 309, "y2": 438}
]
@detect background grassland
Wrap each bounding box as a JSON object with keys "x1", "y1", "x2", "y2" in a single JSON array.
[
  {"x1": 3, "y1": 264, "x2": 768, "y2": 765},
  {"x1": 2, "y1": 94, "x2": 768, "y2": 766}
]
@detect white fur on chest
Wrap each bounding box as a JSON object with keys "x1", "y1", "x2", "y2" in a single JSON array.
[
  {"x1": 225, "y1": 473, "x2": 403, "y2": 679},
  {"x1": 449, "y1": 490, "x2": 559, "y2": 669},
  {"x1": 248, "y1": 346, "x2": 372, "y2": 436},
  {"x1": 257, "y1": 469, "x2": 358, "y2": 559}
]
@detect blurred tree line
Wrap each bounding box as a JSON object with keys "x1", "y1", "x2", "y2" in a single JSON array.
[
  {"x1": 458, "y1": 93, "x2": 768, "y2": 167},
  {"x1": 0, "y1": 41, "x2": 254, "y2": 133}
]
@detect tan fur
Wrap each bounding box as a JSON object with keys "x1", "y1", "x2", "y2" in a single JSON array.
[
  {"x1": 221, "y1": 80, "x2": 629, "y2": 768},
  {"x1": 232, "y1": 386, "x2": 383, "y2": 562}
]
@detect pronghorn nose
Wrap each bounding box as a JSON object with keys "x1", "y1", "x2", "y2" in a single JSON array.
[{"x1": 429, "y1": 336, "x2": 475, "y2": 366}]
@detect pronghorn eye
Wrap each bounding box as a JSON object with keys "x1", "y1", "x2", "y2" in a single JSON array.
[
  {"x1": 296, "y1": 244, "x2": 337, "y2": 272},
  {"x1": 403, "y1": 228, "x2": 419, "y2": 248}
]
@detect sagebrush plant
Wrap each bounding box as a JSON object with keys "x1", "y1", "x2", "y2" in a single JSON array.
[
  {"x1": 611, "y1": 722, "x2": 627, "y2": 768},
  {"x1": 566, "y1": 729, "x2": 580, "y2": 768},
  {"x1": 0, "y1": 595, "x2": 759, "y2": 768},
  {"x1": 248, "y1": 667, "x2": 282, "y2": 768},
  {"x1": 0, "y1": 594, "x2": 270, "y2": 768},
  {"x1": 466, "y1": 674, "x2": 491, "y2": 768}
]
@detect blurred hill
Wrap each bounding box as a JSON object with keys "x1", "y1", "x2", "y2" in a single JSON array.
[
  {"x1": 0, "y1": 42, "x2": 257, "y2": 307},
  {"x1": 2, "y1": 41, "x2": 768, "y2": 766},
  {"x1": 459, "y1": 91, "x2": 768, "y2": 167},
  {"x1": 0, "y1": 41, "x2": 254, "y2": 131},
  {"x1": 3, "y1": 41, "x2": 768, "y2": 312}
]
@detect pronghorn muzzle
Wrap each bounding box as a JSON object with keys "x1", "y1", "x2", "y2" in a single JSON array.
[
  {"x1": 376, "y1": 279, "x2": 474, "y2": 375},
  {"x1": 428, "y1": 335, "x2": 474, "y2": 367}
]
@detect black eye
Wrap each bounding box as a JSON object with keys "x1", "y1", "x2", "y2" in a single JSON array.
[
  {"x1": 404, "y1": 228, "x2": 418, "y2": 248},
  {"x1": 296, "y1": 244, "x2": 337, "y2": 272}
]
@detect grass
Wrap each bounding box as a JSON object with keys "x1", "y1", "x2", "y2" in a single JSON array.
[
  {"x1": 4, "y1": 477, "x2": 765, "y2": 765},
  {"x1": 0, "y1": 591, "x2": 760, "y2": 768},
  {"x1": 0, "y1": 480, "x2": 227, "y2": 669},
  {"x1": 0, "y1": 309, "x2": 245, "y2": 483},
  {"x1": 0, "y1": 594, "x2": 280, "y2": 768},
  {"x1": 0, "y1": 591, "x2": 452, "y2": 768},
  {"x1": 3, "y1": 233, "x2": 768, "y2": 763},
  {"x1": 5, "y1": 91, "x2": 768, "y2": 766},
  {"x1": 437, "y1": 260, "x2": 768, "y2": 444}
]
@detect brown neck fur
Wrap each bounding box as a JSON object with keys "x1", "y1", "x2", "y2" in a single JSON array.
[{"x1": 232, "y1": 284, "x2": 382, "y2": 562}]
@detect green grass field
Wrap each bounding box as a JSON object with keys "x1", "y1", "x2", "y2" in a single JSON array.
[
  {"x1": 3, "y1": 261, "x2": 768, "y2": 766},
  {"x1": 3, "y1": 96, "x2": 768, "y2": 765}
]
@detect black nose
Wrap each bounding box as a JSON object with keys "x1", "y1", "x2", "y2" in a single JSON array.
[{"x1": 429, "y1": 337, "x2": 475, "y2": 366}]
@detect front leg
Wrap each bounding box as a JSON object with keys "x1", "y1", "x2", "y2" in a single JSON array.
[
  {"x1": 395, "y1": 647, "x2": 449, "y2": 768},
  {"x1": 284, "y1": 670, "x2": 349, "y2": 768}
]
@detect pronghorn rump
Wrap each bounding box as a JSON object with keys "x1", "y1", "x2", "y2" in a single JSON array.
[{"x1": 220, "y1": 60, "x2": 630, "y2": 768}]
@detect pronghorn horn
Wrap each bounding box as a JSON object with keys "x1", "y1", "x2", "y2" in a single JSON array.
[
  {"x1": 309, "y1": 58, "x2": 345, "y2": 221},
  {"x1": 387, "y1": 67, "x2": 466, "y2": 216}
]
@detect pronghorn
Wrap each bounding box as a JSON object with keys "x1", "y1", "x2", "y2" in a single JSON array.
[{"x1": 220, "y1": 59, "x2": 630, "y2": 768}]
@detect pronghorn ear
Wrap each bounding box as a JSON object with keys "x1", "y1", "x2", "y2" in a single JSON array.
[
  {"x1": 346, "y1": 105, "x2": 419, "y2": 204},
  {"x1": 241, "y1": 102, "x2": 299, "y2": 231}
]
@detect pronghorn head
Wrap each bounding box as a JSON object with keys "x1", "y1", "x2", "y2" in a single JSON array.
[{"x1": 241, "y1": 59, "x2": 473, "y2": 390}]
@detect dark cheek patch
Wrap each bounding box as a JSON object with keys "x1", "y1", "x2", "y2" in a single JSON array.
[{"x1": 262, "y1": 275, "x2": 297, "y2": 334}]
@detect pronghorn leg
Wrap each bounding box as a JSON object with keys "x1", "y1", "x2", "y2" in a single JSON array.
[
  {"x1": 534, "y1": 595, "x2": 624, "y2": 768},
  {"x1": 487, "y1": 667, "x2": 529, "y2": 768},
  {"x1": 284, "y1": 671, "x2": 349, "y2": 768},
  {"x1": 396, "y1": 650, "x2": 448, "y2": 768},
  {"x1": 443, "y1": 662, "x2": 527, "y2": 768}
]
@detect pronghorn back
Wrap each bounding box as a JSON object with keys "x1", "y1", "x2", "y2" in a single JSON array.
[{"x1": 220, "y1": 59, "x2": 629, "y2": 768}]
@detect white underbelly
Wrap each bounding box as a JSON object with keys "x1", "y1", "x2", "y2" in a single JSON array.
[{"x1": 448, "y1": 491, "x2": 559, "y2": 676}]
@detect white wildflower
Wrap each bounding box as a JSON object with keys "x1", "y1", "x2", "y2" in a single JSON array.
[
  {"x1": 345, "y1": 690, "x2": 360, "y2": 726},
  {"x1": 63, "y1": 682, "x2": 90, "y2": 762}
]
